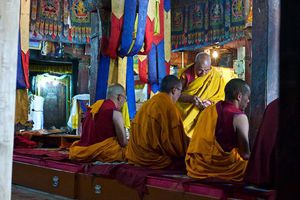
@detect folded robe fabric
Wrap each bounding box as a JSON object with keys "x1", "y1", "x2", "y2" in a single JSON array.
[
  {"x1": 186, "y1": 104, "x2": 247, "y2": 182},
  {"x1": 69, "y1": 137, "x2": 126, "y2": 162}
]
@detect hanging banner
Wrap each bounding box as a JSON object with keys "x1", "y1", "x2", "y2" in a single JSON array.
[{"x1": 171, "y1": 0, "x2": 245, "y2": 51}]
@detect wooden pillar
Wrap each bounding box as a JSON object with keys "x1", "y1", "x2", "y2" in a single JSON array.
[
  {"x1": 0, "y1": 0, "x2": 20, "y2": 199},
  {"x1": 278, "y1": 1, "x2": 300, "y2": 199},
  {"x1": 249, "y1": 0, "x2": 280, "y2": 146},
  {"x1": 89, "y1": 11, "x2": 101, "y2": 104}
]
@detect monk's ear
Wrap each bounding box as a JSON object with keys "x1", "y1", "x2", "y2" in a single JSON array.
[
  {"x1": 237, "y1": 92, "x2": 242, "y2": 101},
  {"x1": 171, "y1": 87, "x2": 176, "y2": 95}
]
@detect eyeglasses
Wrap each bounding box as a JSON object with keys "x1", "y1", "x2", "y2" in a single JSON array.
[
  {"x1": 118, "y1": 94, "x2": 127, "y2": 101},
  {"x1": 175, "y1": 87, "x2": 182, "y2": 92}
]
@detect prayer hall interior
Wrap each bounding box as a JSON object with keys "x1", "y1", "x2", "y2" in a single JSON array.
[{"x1": 0, "y1": 0, "x2": 299, "y2": 199}]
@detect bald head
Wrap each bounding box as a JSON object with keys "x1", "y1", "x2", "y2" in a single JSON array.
[
  {"x1": 195, "y1": 52, "x2": 211, "y2": 64},
  {"x1": 194, "y1": 52, "x2": 212, "y2": 77},
  {"x1": 107, "y1": 83, "x2": 125, "y2": 99}
]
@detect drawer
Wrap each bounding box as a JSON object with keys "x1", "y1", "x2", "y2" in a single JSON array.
[
  {"x1": 12, "y1": 161, "x2": 77, "y2": 199},
  {"x1": 77, "y1": 173, "x2": 140, "y2": 200}
]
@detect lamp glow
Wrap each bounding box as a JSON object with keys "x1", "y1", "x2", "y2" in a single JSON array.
[{"x1": 212, "y1": 50, "x2": 219, "y2": 59}]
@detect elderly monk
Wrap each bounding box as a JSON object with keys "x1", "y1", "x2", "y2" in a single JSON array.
[
  {"x1": 126, "y1": 75, "x2": 189, "y2": 169},
  {"x1": 178, "y1": 52, "x2": 226, "y2": 137},
  {"x1": 69, "y1": 84, "x2": 127, "y2": 162},
  {"x1": 186, "y1": 79, "x2": 251, "y2": 182}
]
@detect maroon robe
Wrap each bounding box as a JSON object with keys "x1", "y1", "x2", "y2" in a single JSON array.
[
  {"x1": 244, "y1": 98, "x2": 279, "y2": 188},
  {"x1": 78, "y1": 99, "x2": 117, "y2": 146}
]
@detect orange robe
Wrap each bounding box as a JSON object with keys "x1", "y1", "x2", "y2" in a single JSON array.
[
  {"x1": 69, "y1": 137, "x2": 125, "y2": 162},
  {"x1": 69, "y1": 100, "x2": 126, "y2": 162},
  {"x1": 185, "y1": 103, "x2": 247, "y2": 182},
  {"x1": 178, "y1": 65, "x2": 225, "y2": 138},
  {"x1": 126, "y1": 93, "x2": 188, "y2": 169}
]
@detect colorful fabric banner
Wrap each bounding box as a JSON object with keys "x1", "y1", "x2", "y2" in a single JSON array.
[
  {"x1": 119, "y1": 0, "x2": 137, "y2": 57},
  {"x1": 164, "y1": 0, "x2": 171, "y2": 73},
  {"x1": 139, "y1": 0, "x2": 155, "y2": 55},
  {"x1": 95, "y1": 54, "x2": 110, "y2": 100},
  {"x1": 17, "y1": 33, "x2": 27, "y2": 89},
  {"x1": 127, "y1": 0, "x2": 149, "y2": 56},
  {"x1": 29, "y1": 0, "x2": 90, "y2": 44},
  {"x1": 138, "y1": 55, "x2": 148, "y2": 83},
  {"x1": 171, "y1": 0, "x2": 245, "y2": 51},
  {"x1": 103, "y1": 0, "x2": 125, "y2": 58},
  {"x1": 126, "y1": 57, "x2": 136, "y2": 119}
]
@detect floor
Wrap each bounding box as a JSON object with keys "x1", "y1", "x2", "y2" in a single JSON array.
[{"x1": 11, "y1": 185, "x2": 73, "y2": 200}]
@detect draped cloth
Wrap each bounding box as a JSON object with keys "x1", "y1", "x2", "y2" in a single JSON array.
[
  {"x1": 177, "y1": 66, "x2": 225, "y2": 137},
  {"x1": 69, "y1": 100, "x2": 126, "y2": 162},
  {"x1": 15, "y1": 89, "x2": 29, "y2": 124},
  {"x1": 126, "y1": 93, "x2": 188, "y2": 169},
  {"x1": 186, "y1": 104, "x2": 247, "y2": 182},
  {"x1": 244, "y1": 98, "x2": 279, "y2": 188},
  {"x1": 69, "y1": 137, "x2": 125, "y2": 162}
]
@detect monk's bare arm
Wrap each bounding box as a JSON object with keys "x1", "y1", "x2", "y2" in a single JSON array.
[
  {"x1": 113, "y1": 110, "x2": 127, "y2": 147},
  {"x1": 233, "y1": 114, "x2": 250, "y2": 160}
]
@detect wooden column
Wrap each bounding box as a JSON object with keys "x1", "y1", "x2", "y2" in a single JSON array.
[
  {"x1": 0, "y1": 0, "x2": 20, "y2": 199},
  {"x1": 249, "y1": 0, "x2": 280, "y2": 146},
  {"x1": 89, "y1": 12, "x2": 101, "y2": 104},
  {"x1": 278, "y1": 1, "x2": 300, "y2": 199}
]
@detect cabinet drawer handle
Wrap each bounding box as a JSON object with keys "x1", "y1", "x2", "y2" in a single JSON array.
[
  {"x1": 94, "y1": 184, "x2": 102, "y2": 194},
  {"x1": 52, "y1": 176, "x2": 59, "y2": 188}
]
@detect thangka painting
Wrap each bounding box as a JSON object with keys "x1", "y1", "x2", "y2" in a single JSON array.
[
  {"x1": 30, "y1": 0, "x2": 90, "y2": 44},
  {"x1": 70, "y1": 0, "x2": 91, "y2": 43},
  {"x1": 171, "y1": 0, "x2": 245, "y2": 51}
]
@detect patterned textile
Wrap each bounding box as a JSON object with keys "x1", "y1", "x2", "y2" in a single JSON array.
[
  {"x1": 172, "y1": 0, "x2": 245, "y2": 51},
  {"x1": 29, "y1": 0, "x2": 90, "y2": 44},
  {"x1": 70, "y1": 0, "x2": 91, "y2": 42}
]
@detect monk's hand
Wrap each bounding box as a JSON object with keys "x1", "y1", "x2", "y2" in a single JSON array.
[
  {"x1": 193, "y1": 96, "x2": 204, "y2": 109},
  {"x1": 202, "y1": 99, "x2": 212, "y2": 108}
]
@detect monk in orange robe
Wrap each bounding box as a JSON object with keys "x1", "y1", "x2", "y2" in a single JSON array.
[
  {"x1": 178, "y1": 52, "x2": 226, "y2": 137},
  {"x1": 186, "y1": 79, "x2": 251, "y2": 182},
  {"x1": 126, "y1": 75, "x2": 189, "y2": 169},
  {"x1": 69, "y1": 84, "x2": 127, "y2": 162}
]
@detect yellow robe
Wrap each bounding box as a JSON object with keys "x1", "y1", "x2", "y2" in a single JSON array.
[
  {"x1": 185, "y1": 104, "x2": 247, "y2": 182},
  {"x1": 69, "y1": 137, "x2": 125, "y2": 162},
  {"x1": 69, "y1": 100, "x2": 126, "y2": 162},
  {"x1": 178, "y1": 66, "x2": 225, "y2": 138},
  {"x1": 126, "y1": 93, "x2": 188, "y2": 169}
]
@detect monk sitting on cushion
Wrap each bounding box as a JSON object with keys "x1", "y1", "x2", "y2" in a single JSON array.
[
  {"x1": 69, "y1": 84, "x2": 127, "y2": 162},
  {"x1": 186, "y1": 78, "x2": 251, "y2": 182},
  {"x1": 177, "y1": 52, "x2": 226, "y2": 138},
  {"x1": 126, "y1": 75, "x2": 189, "y2": 169}
]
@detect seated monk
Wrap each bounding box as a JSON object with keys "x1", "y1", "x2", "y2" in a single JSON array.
[
  {"x1": 244, "y1": 98, "x2": 279, "y2": 188},
  {"x1": 69, "y1": 84, "x2": 127, "y2": 162},
  {"x1": 186, "y1": 78, "x2": 251, "y2": 182},
  {"x1": 126, "y1": 75, "x2": 189, "y2": 169},
  {"x1": 177, "y1": 52, "x2": 226, "y2": 137}
]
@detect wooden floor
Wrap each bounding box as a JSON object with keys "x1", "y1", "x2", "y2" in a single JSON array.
[{"x1": 11, "y1": 185, "x2": 72, "y2": 200}]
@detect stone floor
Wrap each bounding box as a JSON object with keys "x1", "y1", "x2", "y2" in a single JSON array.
[{"x1": 11, "y1": 185, "x2": 73, "y2": 200}]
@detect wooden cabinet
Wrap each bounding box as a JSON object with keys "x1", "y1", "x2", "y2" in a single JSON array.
[{"x1": 12, "y1": 162, "x2": 77, "y2": 199}]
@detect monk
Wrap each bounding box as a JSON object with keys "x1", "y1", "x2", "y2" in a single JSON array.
[
  {"x1": 244, "y1": 98, "x2": 279, "y2": 188},
  {"x1": 178, "y1": 52, "x2": 226, "y2": 137},
  {"x1": 126, "y1": 75, "x2": 189, "y2": 169},
  {"x1": 186, "y1": 78, "x2": 250, "y2": 182},
  {"x1": 69, "y1": 84, "x2": 127, "y2": 162}
]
